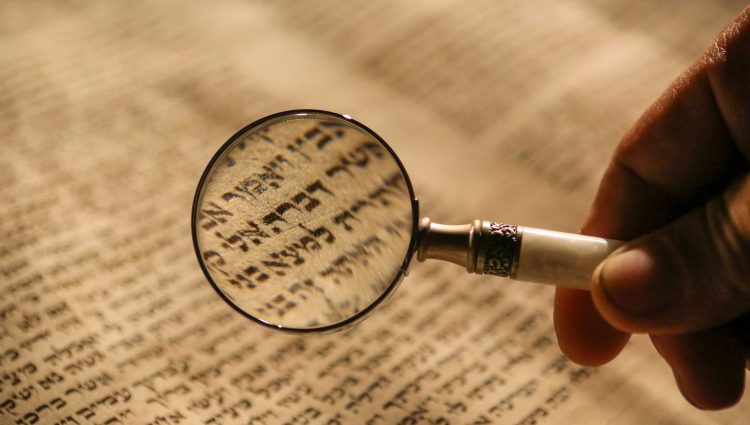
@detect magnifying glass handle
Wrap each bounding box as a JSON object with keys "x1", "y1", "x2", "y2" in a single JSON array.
[{"x1": 416, "y1": 218, "x2": 624, "y2": 290}]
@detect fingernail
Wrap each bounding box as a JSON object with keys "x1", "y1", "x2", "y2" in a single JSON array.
[{"x1": 597, "y1": 243, "x2": 679, "y2": 316}]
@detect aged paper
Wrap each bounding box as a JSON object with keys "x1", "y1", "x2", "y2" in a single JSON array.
[{"x1": 1, "y1": 1, "x2": 749, "y2": 424}]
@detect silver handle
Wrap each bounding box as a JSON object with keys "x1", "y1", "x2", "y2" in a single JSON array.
[{"x1": 416, "y1": 218, "x2": 623, "y2": 290}]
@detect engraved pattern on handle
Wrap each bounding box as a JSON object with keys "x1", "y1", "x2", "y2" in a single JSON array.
[{"x1": 482, "y1": 222, "x2": 520, "y2": 277}]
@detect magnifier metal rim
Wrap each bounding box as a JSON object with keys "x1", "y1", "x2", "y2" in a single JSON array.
[{"x1": 191, "y1": 109, "x2": 419, "y2": 334}]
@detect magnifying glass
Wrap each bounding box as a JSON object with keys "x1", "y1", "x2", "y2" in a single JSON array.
[{"x1": 192, "y1": 110, "x2": 623, "y2": 333}]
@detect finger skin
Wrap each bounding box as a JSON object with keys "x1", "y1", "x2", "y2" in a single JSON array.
[
  {"x1": 706, "y1": 8, "x2": 750, "y2": 153},
  {"x1": 728, "y1": 313, "x2": 750, "y2": 368},
  {"x1": 590, "y1": 175, "x2": 750, "y2": 335},
  {"x1": 554, "y1": 287, "x2": 630, "y2": 366},
  {"x1": 651, "y1": 330, "x2": 746, "y2": 410},
  {"x1": 554, "y1": 6, "x2": 750, "y2": 399},
  {"x1": 554, "y1": 43, "x2": 741, "y2": 369}
]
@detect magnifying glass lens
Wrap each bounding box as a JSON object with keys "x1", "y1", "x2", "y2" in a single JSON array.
[{"x1": 192, "y1": 111, "x2": 416, "y2": 332}]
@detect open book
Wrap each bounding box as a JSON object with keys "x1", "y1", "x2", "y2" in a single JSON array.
[{"x1": 1, "y1": 1, "x2": 748, "y2": 424}]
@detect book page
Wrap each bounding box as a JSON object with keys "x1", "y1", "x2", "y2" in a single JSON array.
[{"x1": 1, "y1": 1, "x2": 748, "y2": 424}]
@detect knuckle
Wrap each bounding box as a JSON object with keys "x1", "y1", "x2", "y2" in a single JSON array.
[
  {"x1": 704, "y1": 7, "x2": 750, "y2": 69},
  {"x1": 703, "y1": 175, "x2": 750, "y2": 300}
]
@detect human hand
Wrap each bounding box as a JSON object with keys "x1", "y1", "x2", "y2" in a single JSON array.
[{"x1": 554, "y1": 7, "x2": 750, "y2": 410}]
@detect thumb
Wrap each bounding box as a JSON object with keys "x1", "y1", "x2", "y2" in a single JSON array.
[{"x1": 591, "y1": 174, "x2": 750, "y2": 335}]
